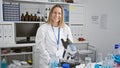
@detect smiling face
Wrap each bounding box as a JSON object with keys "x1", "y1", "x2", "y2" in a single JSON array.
[
  {"x1": 51, "y1": 7, "x2": 62, "y2": 27},
  {"x1": 47, "y1": 4, "x2": 65, "y2": 28}
]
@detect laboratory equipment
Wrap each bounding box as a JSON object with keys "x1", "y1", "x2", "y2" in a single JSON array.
[{"x1": 60, "y1": 38, "x2": 80, "y2": 68}]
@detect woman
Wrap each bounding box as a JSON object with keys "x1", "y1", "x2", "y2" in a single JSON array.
[{"x1": 35, "y1": 4, "x2": 73, "y2": 68}]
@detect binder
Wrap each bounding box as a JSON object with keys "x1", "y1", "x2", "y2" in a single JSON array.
[
  {"x1": 3, "y1": 25, "x2": 13, "y2": 42},
  {"x1": 0, "y1": 25, "x2": 4, "y2": 41},
  {"x1": 3, "y1": 25, "x2": 8, "y2": 42},
  {"x1": 7, "y1": 25, "x2": 13, "y2": 42}
]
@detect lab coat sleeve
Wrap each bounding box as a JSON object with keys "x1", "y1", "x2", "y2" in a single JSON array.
[{"x1": 35, "y1": 26, "x2": 50, "y2": 65}]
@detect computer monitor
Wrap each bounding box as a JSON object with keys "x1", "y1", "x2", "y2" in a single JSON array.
[{"x1": 15, "y1": 23, "x2": 39, "y2": 44}]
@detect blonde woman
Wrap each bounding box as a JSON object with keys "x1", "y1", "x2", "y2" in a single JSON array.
[{"x1": 35, "y1": 4, "x2": 73, "y2": 68}]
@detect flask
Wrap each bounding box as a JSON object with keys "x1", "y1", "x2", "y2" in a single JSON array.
[{"x1": 1, "y1": 57, "x2": 7, "y2": 68}]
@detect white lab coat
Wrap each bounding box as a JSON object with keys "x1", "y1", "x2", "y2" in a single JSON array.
[{"x1": 35, "y1": 23, "x2": 73, "y2": 68}]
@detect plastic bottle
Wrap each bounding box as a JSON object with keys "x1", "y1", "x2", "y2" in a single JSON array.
[
  {"x1": 113, "y1": 43, "x2": 120, "y2": 67},
  {"x1": 1, "y1": 57, "x2": 7, "y2": 68},
  {"x1": 114, "y1": 44, "x2": 120, "y2": 55}
]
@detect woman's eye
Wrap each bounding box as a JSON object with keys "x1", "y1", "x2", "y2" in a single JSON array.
[{"x1": 53, "y1": 12, "x2": 61, "y2": 15}]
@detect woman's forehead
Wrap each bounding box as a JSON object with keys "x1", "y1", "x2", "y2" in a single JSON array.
[{"x1": 53, "y1": 7, "x2": 61, "y2": 11}]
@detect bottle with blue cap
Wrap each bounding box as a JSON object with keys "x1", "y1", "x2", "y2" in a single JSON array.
[
  {"x1": 114, "y1": 43, "x2": 120, "y2": 55},
  {"x1": 112, "y1": 43, "x2": 120, "y2": 67}
]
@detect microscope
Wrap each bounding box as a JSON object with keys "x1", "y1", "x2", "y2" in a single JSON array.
[{"x1": 60, "y1": 38, "x2": 81, "y2": 68}]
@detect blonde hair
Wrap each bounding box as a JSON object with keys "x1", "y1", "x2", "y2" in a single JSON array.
[{"x1": 47, "y1": 4, "x2": 65, "y2": 28}]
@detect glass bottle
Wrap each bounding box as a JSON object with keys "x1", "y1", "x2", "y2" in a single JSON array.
[
  {"x1": 37, "y1": 9, "x2": 41, "y2": 21},
  {"x1": 24, "y1": 12, "x2": 29, "y2": 21},
  {"x1": 29, "y1": 14, "x2": 33, "y2": 21},
  {"x1": 21, "y1": 13, "x2": 25, "y2": 21},
  {"x1": 32, "y1": 14, "x2": 37, "y2": 21}
]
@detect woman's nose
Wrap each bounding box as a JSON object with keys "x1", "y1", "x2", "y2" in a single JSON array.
[{"x1": 55, "y1": 13, "x2": 59, "y2": 17}]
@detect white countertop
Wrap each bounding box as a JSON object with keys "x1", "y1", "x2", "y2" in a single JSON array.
[{"x1": 76, "y1": 63, "x2": 96, "y2": 68}]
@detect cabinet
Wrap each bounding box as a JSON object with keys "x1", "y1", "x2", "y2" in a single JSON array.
[{"x1": 0, "y1": 43, "x2": 35, "y2": 68}]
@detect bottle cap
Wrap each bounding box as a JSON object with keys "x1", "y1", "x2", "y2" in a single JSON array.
[
  {"x1": 115, "y1": 44, "x2": 119, "y2": 49},
  {"x1": 62, "y1": 63, "x2": 70, "y2": 68}
]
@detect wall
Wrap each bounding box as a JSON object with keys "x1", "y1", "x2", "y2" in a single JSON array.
[{"x1": 77, "y1": 0, "x2": 120, "y2": 57}]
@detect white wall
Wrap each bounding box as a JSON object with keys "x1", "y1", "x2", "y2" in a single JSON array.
[{"x1": 77, "y1": 0, "x2": 120, "y2": 57}]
